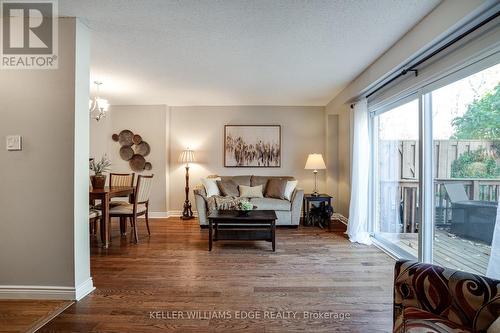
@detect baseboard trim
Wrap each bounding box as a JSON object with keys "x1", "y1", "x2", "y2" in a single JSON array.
[
  {"x1": 148, "y1": 211, "x2": 170, "y2": 218},
  {"x1": 75, "y1": 277, "x2": 95, "y2": 301},
  {"x1": 0, "y1": 277, "x2": 95, "y2": 301},
  {"x1": 148, "y1": 211, "x2": 199, "y2": 218}
]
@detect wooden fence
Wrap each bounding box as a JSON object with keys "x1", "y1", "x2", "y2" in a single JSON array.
[{"x1": 378, "y1": 140, "x2": 499, "y2": 234}]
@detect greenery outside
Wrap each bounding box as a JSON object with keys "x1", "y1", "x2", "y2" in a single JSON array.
[{"x1": 450, "y1": 83, "x2": 500, "y2": 179}]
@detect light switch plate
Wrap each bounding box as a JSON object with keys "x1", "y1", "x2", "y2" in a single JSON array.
[{"x1": 6, "y1": 135, "x2": 22, "y2": 151}]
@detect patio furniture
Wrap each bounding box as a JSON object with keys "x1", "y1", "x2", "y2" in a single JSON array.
[
  {"x1": 393, "y1": 259, "x2": 500, "y2": 332},
  {"x1": 444, "y1": 183, "x2": 498, "y2": 245}
]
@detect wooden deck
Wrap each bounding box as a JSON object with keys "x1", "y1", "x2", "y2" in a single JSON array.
[{"x1": 379, "y1": 229, "x2": 491, "y2": 275}]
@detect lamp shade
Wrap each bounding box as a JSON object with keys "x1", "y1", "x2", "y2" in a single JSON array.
[
  {"x1": 179, "y1": 148, "x2": 195, "y2": 164},
  {"x1": 304, "y1": 153, "x2": 326, "y2": 170}
]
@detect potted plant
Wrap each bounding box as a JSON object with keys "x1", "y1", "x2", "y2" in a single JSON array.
[
  {"x1": 237, "y1": 200, "x2": 255, "y2": 216},
  {"x1": 90, "y1": 156, "x2": 111, "y2": 189}
]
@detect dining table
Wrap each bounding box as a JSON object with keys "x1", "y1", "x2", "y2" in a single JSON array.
[{"x1": 90, "y1": 186, "x2": 134, "y2": 248}]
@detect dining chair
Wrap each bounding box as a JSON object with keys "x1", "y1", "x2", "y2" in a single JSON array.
[
  {"x1": 109, "y1": 172, "x2": 135, "y2": 205},
  {"x1": 109, "y1": 174, "x2": 154, "y2": 243},
  {"x1": 89, "y1": 208, "x2": 101, "y2": 236}
]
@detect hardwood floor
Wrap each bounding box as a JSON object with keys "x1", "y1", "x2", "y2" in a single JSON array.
[
  {"x1": 0, "y1": 300, "x2": 72, "y2": 333},
  {"x1": 41, "y1": 218, "x2": 395, "y2": 332}
]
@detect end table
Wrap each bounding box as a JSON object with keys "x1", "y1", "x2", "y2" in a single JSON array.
[{"x1": 303, "y1": 194, "x2": 333, "y2": 228}]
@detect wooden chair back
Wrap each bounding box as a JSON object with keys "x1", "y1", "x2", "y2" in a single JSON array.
[
  {"x1": 135, "y1": 175, "x2": 154, "y2": 205},
  {"x1": 110, "y1": 173, "x2": 135, "y2": 187}
]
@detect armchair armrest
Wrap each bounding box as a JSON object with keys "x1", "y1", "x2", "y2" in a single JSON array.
[
  {"x1": 193, "y1": 184, "x2": 207, "y2": 199},
  {"x1": 193, "y1": 184, "x2": 208, "y2": 225},
  {"x1": 394, "y1": 259, "x2": 500, "y2": 332},
  {"x1": 290, "y1": 188, "x2": 304, "y2": 226}
]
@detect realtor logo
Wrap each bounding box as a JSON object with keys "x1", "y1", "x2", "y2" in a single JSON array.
[{"x1": 1, "y1": 0, "x2": 58, "y2": 69}]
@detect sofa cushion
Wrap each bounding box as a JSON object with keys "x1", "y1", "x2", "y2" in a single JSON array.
[
  {"x1": 400, "y1": 307, "x2": 470, "y2": 333},
  {"x1": 221, "y1": 175, "x2": 251, "y2": 187},
  {"x1": 202, "y1": 177, "x2": 221, "y2": 197},
  {"x1": 251, "y1": 176, "x2": 295, "y2": 194},
  {"x1": 217, "y1": 179, "x2": 239, "y2": 197},
  {"x1": 239, "y1": 185, "x2": 264, "y2": 198},
  {"x1": 284, "y1": 180, "x2": 298, "y2": 200},
  {"x1": 250, "y1": 197, "x2": 291, "y2": 211},
  {"x1": 265, "y1": 179, "x2": 288, "y2": 199}
]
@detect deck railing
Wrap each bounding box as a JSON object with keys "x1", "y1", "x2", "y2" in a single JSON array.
[{"x1": 381, "y1": 179, "x2": 500, "y2": 233}]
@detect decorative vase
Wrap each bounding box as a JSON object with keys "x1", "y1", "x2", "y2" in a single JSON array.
[{"x1": 90, "y1": 174, "x2": 106, "y2": 189}]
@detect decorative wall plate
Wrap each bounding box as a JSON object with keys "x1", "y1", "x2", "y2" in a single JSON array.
[
  {"x1": 135, "y1": 141, "x2": 151, "y2": 156},
  {"x1": 113, "y1": 129, "x2": 152, "y2": 172},
  {"x1": 129, "y1": 154, "x2": 146, "y2": 171},
  {"x1": 133, "y1": 134, "x2": 142, "y2": 145},
  {"x1": 119, "y1": 146, "x2": 134, "y2": 161},
  {"x1": 118, "y1": 130, "x2": 134, "y2": 147}
]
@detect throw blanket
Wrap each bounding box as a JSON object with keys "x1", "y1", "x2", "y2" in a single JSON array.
[{"x1": 206, "y1": 196, "x2": 247, "y2": 212}]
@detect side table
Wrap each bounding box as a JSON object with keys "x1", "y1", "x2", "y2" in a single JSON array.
[{"x1": 303, "y1": 194, "x2": 333, "y2": 228}]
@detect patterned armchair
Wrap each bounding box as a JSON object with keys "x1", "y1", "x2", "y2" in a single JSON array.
[{"x1": 394, "y1": 260, "x2": 500, "y2": 333}]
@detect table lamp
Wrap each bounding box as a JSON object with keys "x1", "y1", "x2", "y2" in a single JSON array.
[
  {"x1": 304, "y1": 153, "x2": 326, "y2": 196},
  {"x1": 179, "y1": 148, "x2": 195, "y2": 220}
]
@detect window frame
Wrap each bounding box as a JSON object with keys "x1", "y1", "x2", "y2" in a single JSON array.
[{"x1": 368, "y1": 52, "x2": 500, "y2": 263}]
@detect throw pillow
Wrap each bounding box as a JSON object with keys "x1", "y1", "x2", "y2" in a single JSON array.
[
  {"x1": 265, "y1": 179, "x2": 288, "y2": 199},
  {"x1": 239, "y1": 185, "x2": 263, "y2": 198},
  {"x1": 284, "y1": 180, "x2": 298, "y2": 200},
  {"x1": 216, "y1": 179, "x2": 240, "y2": 197},
  {"x1": 201, "y1": 177, "x2": 221, "y2": 197}
]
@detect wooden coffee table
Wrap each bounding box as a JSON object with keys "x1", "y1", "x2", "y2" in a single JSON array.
[{"x1": 207, "y1": 210, "x2": 277, "y2": 251}]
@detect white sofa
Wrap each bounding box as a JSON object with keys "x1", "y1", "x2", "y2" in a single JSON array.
[{"x1": 194, "y1": 175, "x2": 304, "y2": 226}]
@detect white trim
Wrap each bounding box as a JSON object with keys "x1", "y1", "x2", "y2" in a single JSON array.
[
  {"x1": 166, "y1": 210, "x2": 199, "y2": 218},
  {"x1": 75, "y1": 277, "x2": 95, "y2": 301},
  {"x1": 148, "y1": 211, "x2": 170, "y2": 218},
  {"x1": 371, "y1": 237, "x2": 399, "y2": 261},
  {"x1": 147, "y1": 211, "x2": 200, "y2": 218},
  {"x1": 0, "y1": 278, "x2": 94, "y2": 300}
]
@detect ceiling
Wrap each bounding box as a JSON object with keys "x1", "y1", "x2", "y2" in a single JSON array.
[{"x1": 59, "y1": 0, "x2": 440, "y2": 106}]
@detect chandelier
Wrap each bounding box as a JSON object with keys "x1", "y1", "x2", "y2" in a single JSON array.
[{"x1": 89, "y1": 81, "x2": 109, "y2": 121}]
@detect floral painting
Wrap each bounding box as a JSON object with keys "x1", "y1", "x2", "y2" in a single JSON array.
[{"x1": 224, "y1": 125, "x2": 281, "y2": 167}]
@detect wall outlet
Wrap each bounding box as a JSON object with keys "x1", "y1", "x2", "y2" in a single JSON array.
[{"x1": 6, "y1": 135, "x2": 22, "y2": 151}]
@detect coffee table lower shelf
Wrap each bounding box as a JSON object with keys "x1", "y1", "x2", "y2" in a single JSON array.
[{"x1": 207, "y1": 210, "x2": 277, "y2": 252}]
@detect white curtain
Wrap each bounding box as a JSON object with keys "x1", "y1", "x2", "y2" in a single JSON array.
[
  {"x1": 486, "y1": 203, "x2": 500, "y2": 279},
  {"x1": 347, "y1": 98, "x2": 372, "y2": 245}
]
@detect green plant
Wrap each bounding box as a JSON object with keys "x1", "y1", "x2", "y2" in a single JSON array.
[
  {"x1": 451, "y1": 148, "x2": 500, "y2": 179},
  {"x1": 452, "y1": 84, "x2": 500, "y2": 140},
  {"x1": 90, "y1": 156, "x2": 111, "y2": 175},
  {"x1": 239, "y1": 201, "x2": 254, "y2": 211}
]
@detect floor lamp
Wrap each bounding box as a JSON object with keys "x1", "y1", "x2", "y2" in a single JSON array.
[{"x1": 179, "y1": 148, "x2": 195, "y2": 220}]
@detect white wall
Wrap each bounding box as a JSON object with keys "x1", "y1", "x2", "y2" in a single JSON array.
[
  {"x1": 325, "y1": 0, "x2": 488, "y2": 217},
  {"x1": 91, "y1": 105, "x2": 168, "y2": 214},
  {"x1": 0, "y1": 18, "x2": 92, "y2": 299},
  {"x1": 91, "y1": 105, "x2": 326, "y2": 215},
  {"x1": 169, "y1": 106, "x2": 326, "y2": 213}
]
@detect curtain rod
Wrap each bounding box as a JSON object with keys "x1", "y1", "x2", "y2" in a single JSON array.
[{"x1": 364, "y1": 10, "x2": 500, "y2": 100}]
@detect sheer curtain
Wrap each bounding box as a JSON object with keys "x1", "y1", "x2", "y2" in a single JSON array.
[
  {"x1": 346, "y1": 99, "x2": 372, "y2": 245},
  {"x1": 486, "y1": 204, "x2": 500, "y2": 279}
]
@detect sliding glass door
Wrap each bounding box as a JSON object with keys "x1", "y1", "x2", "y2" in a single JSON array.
[
  {"x1": 373, "y1": 99, "x2": 420, "y2": 258},
  {"x1": 430, "y1": 64, "x2": 499, "y2": 275},
  {"x1": 371, "y1": 62, "x2": 500, "y2": 274}
]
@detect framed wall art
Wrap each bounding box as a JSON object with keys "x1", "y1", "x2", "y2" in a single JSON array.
[{"x1": 224, "y1": 125, "x2": 281, "y2": 167}]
